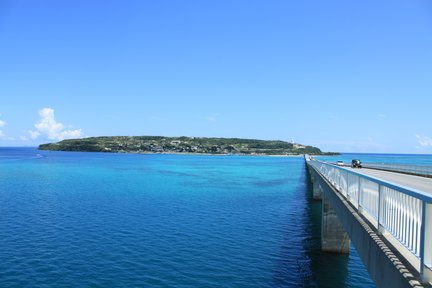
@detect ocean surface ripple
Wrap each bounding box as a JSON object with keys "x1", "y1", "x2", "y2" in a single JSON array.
[{"x1": 0, "y1": 148, "x2": 376, "y2": 287}]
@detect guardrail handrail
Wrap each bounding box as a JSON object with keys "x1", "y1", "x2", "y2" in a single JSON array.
[
  {"x1": 305, "y1": 156, "x2": 432, "y2": 282},
  {"x1": 362, "y1": 162, "x2": 432, "y2": 177}
]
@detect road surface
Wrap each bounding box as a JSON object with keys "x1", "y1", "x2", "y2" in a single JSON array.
[{"x1": 347, "y1": 167, "x2": 432, "y2": 195}]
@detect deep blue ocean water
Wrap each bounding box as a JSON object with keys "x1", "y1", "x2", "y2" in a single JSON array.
[{"x1": 4, "y1": 148, "x2": 428, "y2": 287}]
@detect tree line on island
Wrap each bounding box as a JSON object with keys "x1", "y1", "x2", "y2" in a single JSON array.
[{"x1": 38, "y1": 136, "x2": 338, "y2": 156}]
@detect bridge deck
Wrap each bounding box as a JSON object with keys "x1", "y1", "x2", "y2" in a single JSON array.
[{"x1": 349, "y1": 167, "x2": 432, "y2": 195}]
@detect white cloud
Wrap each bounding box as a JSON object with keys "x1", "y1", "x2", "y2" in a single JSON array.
[
  {"x1": 378, "y1": 114, "x2": 386, "y2": 118},
  {"x1": 29, "y1": 130, "x2": 41, "y2": 140},
  {"x1": 29, "y1": 107, "x2": 82, "y2": 141},
  {"x1": 416, "y1": 134, "x2": 432, "y2": 147},
  {"x1": 0, "y1": 130, "x2": 14, "y2": 141},
  {"x1": 0, "y1": 117, "x2": 7, "y2": 140}
]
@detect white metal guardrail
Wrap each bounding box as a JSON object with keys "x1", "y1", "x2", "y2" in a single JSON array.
[
  {"x1": 362, "y1": 162, "x2": 432, "y2": 177},
  {"x1": 306, "y1": 156, "x2": 432, "y2": 282}
]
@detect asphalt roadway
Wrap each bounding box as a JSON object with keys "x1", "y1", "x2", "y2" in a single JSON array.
[{"x1": 348, "y1": 167, "x2": 432, "y2": 195}]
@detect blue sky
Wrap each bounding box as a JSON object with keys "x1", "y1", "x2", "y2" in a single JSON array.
[{"x1": 0, "y1": 0, "x2": 431, "y2": 153}]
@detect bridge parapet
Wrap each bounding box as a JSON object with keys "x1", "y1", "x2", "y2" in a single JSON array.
[
  {"x1": 305, "y1": 156, "x2": 432, "y2": 284},
  {"x1": 362, "y1": 162, "x2": 432, "y2": 178}
]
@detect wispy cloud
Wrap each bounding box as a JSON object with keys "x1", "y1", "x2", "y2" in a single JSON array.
[
  {"x1": 378, "y1": 114, "x2": 386, "y2": 118},
  {"x1": 319, "y1": 137, "x2": 390, "y2": 152},
  {"x1": 207, "y1": 113, "x2": 220, "y2": 122},
  {"x1": 0, "y1": 116, "x2": 12, "y2": 140},
  {"x1": 29, "y1": 107, "x2": 82, "y2": 141},
  {"x1": 416, "y1": 134, "x2": 432, "y2": 147}
]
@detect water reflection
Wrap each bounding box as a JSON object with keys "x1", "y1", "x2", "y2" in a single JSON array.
[{"x1": 303, "y1": 164, "x2": 351, "y2": 287}]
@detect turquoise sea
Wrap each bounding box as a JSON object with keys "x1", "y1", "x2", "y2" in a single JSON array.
[{"x1": 3, "y1": 148, "x2": 428, "y2": 287}]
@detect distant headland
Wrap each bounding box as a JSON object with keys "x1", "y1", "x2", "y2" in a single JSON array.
[{"x1": 38, "y1": 136, "x2": 339, "y2": 156}]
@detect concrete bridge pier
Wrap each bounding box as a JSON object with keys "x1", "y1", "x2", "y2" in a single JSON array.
[
  {"x1": 312, "y1": 174, "x2": 323, "y2": 200},
  {"x1": 309, "y1": 167, "x2": 349, "y2": 253},
  {"x1": 322, "y1": 193, "x2": 350, "y2": 253}
]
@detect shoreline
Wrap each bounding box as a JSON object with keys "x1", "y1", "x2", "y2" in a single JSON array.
[
  {"x1": 38, "y1": 136, "x2": 331, "y2": 156},
  {"x1": 39, "y1": 149, "x2": 310, "y2": 157}
]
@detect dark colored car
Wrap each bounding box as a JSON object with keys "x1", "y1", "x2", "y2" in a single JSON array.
[{"x1": 351, "y1": 159, "x2": 362, "y2": 168}]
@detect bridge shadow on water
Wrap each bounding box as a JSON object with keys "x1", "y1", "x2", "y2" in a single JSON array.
[
  {"x1": 272, "y1": 162, "x2": 356, "y2": 288},
  {"x1": 302, "y1": 167, "x2": 351, "y2": 288}
]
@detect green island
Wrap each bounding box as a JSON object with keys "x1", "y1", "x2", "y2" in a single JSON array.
[{"x1": 38, "y1": 136, "x2": 338, "y2": 156}]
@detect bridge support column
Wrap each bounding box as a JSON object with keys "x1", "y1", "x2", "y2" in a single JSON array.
[
  {"x1": 322, "y1": 193, "x2": 350, "y2": 253},
  {"x1": 312, "y1": 176, "x2": 323, "y2": 200}
]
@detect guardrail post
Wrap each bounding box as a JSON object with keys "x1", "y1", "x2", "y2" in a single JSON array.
[
  {"x1": 420, "y1": 201, "x2": 432, "y2": 283},
  {"x1": 346, "y1": 173, "x2": 351, "y2": 201},
  {"x1": 377, "y1": 184, "x2": 384, "y2": 235},
  {"x1": 358, "y1": 177, "x2": 363, "y2": 214}
]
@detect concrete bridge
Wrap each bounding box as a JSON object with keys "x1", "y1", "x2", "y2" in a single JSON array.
[{"x1": 305, "y1": 156, "x2": 432, "y2": 288}]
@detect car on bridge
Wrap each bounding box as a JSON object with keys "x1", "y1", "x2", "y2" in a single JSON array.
[
  {"x1": 351, "y1": 159, "x2": 362, "y2": 168},
  {"x1": 337, "y1": 160, "x2": 344, "y2": 166}
]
